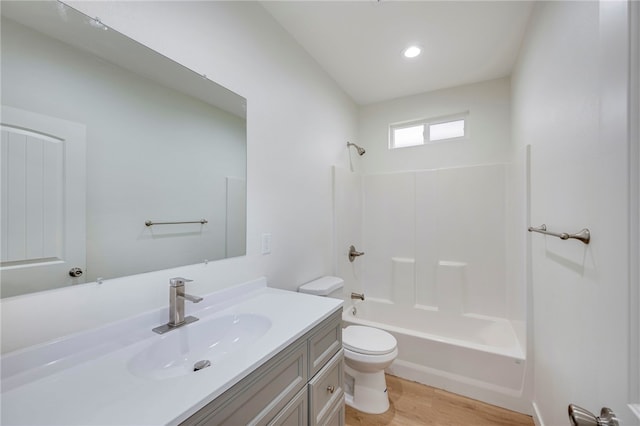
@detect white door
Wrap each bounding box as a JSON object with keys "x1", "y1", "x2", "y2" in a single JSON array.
[
  {"x1": 525, "y1": 1, "x2": 637, "y2": 425},
  {"x1": 1, "y1": 106, "x2": 86, "y2": 297}
]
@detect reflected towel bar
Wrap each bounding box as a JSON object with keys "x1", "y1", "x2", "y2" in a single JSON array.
[
  {"x1": 145, "y1": 219, "x2": 208, "y2": 227},
  {"x1": 528, "y1": 224, "x2": 590, "y2": 245}
]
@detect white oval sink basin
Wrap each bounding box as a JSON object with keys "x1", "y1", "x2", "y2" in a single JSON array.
[{"x1": 128, "y1": 314, "x2": 271, "y2": 380}]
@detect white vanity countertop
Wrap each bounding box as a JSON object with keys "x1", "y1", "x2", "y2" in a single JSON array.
[{"x1": 1, "y1": 278, "x2": 342, "y2": 425}]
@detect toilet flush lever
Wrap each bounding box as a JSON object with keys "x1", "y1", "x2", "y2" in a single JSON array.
[
  {"x1": 568, "y1": 404, "x2": 618, "y2": 426},
  {"x1": 348, "y1": 245, "x2": 364, "y2": 262}
]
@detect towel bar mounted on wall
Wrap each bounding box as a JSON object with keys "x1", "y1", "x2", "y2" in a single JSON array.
[
  {"x1": 145, "y1": 219, "x2": 208, "y2": 227},
  {"x1": 528, "y1": 224, "x2": 591, "y2": 245}
]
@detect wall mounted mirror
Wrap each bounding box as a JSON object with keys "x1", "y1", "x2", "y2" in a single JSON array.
[{"x1": 0, "y1": 1, "x2": 247, "y2": 298}]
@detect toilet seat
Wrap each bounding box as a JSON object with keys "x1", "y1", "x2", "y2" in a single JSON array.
[{"x1": 343, "y1": 326, "x2": 397, "y2": 355}]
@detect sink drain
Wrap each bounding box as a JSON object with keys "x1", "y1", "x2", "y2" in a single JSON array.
[{"x1": 193, "y1": 360, "x2": 212, "y2": 372}]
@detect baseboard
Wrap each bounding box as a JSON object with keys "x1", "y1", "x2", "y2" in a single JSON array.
[{"x1": 532, "y1": 401, "x2": 544, "y2": 426}]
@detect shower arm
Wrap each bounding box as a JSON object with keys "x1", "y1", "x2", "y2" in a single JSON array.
[{"x1": 347, "y1": 142, "x2": 366, "y2": 156}]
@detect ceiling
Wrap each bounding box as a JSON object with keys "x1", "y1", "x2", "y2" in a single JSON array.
[{"x1": 262, "y1": 1, "x2": 534, "y2": 106}]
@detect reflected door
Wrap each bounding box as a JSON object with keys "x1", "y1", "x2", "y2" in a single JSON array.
[{"x1": 1, "y1": 106, "x2": 86, "y2": 297}]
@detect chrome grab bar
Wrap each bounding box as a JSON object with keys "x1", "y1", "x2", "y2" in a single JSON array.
[
  {"x1": 528, "y1": 224, "x2": 591, "y2": 245},
  {"x1": 145, "y1": 219, "x2": 208, "y2": 227}
]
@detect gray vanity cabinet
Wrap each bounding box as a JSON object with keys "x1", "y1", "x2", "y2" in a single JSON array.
[
  {"x1": 267, "y1": 388, "x2": 308, "y2": 426},
  {"x1": 181, "y1": 309, "x2": 344, "y2": 426},
  {"x1": 308, "y1": 349, "x2": 344, "y2": 426}
]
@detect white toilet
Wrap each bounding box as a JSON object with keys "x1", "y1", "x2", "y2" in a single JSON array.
[{"x1": 298, "y1": 276, "x2": 398, "y2": 414}]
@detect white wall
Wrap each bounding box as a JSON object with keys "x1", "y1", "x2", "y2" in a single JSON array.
[
  {"x1": 1, "y1": 1, "x2": 358, "y2": 353},
  {"x1": 358, "y1": 78, "x2": 511, "y2": 175},
  {"x1": 512, "y1": 1, "x2": 633, "y2": 424}
]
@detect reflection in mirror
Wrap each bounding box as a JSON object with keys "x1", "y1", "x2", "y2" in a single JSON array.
[{"x1": 1, "y1": 1, "x2": 247, "y2": 298}]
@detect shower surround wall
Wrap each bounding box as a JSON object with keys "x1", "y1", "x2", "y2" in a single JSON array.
[
  {"x1": 362, "y1": 164, "x2": 508, "y2": 318},
  {"x1": 355, "y1": 77, "x2": 523, "y2": 323}
]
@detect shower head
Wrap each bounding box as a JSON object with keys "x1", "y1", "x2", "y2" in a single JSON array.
[{"x1": 347, "y1": 142, "x2": 366, "y2": 156}]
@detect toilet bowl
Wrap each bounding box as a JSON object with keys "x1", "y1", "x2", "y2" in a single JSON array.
[
  {"x1": 342, "y1": 325, "x2": 398, "y2": 414},
  {"x1": 298, "y1": 276, "x2": 398, "y2": 415}
]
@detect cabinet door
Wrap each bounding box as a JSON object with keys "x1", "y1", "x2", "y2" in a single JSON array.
[
  {"x1": 308, "y1": 350, "x2": 344, "y2": 426},
  {"x1": 321, "y1": 399, "x2": 344, "y2": 426},
  {"x1": 268, "y1": 387, "x2": 308, "y2": 426},
  {"x1": 308, "y1": 311, "x2": 342, "y2": 378}
]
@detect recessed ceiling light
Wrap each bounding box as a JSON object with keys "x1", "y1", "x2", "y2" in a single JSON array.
[{"x1": 403, "y1": 45, "x2": 422, "y2": 59}]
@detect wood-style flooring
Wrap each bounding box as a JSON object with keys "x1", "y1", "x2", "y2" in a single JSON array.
[{"x1": 345, "y1": 375, "x2": 534, "y2": 426}]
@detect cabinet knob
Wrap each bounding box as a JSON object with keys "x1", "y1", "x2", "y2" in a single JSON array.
[{"x1": 327, "y1": 385, "x2": 335, "y2": 393}]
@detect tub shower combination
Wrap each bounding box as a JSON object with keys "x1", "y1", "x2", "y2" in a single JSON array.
[
  {"x1": 341, "y1": 286, "x2": 528, "y2": 413},
  {"x1": 342, "y1": 296, "x2": 527, "y2": 412},
  {"x1": 334, "y1": 164, "x2": 530, "y2": 413}
]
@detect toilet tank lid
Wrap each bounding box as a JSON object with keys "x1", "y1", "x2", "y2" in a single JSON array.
[{"x1": 298, "y1": 276, "x2": 344, "y2": 296}]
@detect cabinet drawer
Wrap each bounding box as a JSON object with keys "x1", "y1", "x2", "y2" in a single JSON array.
[
  {"x1": 268, "y1": 387, "x2": 308, "y2": 426},
  {"x1": 308, "y1": 350, "x2": 344, "y2": 426},
  {"x1": 182, "y1": 340, "x2": 307, "y2": 426},
  {"x1": 308, "y1": 310, "x2": 342, "y2": 378}
]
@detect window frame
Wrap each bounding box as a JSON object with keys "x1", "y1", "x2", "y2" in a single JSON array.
[{"x1": 389, "y1": 111, "x2": 469, "y2": 150}]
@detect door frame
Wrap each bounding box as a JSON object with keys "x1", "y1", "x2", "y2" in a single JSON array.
[{"x1": 629, "y1": 0, "x2": 640, "y2": 418}]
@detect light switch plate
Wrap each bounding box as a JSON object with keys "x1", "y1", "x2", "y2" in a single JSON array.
[{"x1": 261, "y1": 233, "x2": 272, "y2": 254}]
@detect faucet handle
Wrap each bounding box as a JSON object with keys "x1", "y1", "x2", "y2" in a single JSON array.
[{"x1": 169, "y1": 277, "x2": 193, "y2": 287}]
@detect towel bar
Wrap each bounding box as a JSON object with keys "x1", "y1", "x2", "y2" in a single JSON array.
[
  {"x1": 528, "y1": 224, "x2": 590, "y2": 245},
  {"x1": 145, "y1": 219, "x2": 208, "y2": 227}
]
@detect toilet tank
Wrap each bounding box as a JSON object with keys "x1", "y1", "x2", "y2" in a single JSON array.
[{"x1": 298, "y1": 276, "x2": 344, "y2": 299}]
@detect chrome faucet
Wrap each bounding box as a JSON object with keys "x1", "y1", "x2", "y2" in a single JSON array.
[{"x1": 152, "y1": 277, "x2": 203, "y2": 334}]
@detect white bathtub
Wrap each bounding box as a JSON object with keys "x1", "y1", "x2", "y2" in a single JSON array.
[{"x1": 342, "y1": 299, "x2": 531, "y2": 414}]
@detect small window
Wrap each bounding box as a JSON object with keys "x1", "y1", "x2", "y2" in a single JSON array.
[
  {"x1": 429, "y1": 119, "x2": 465, "y2": 141},
  {"x1": 392, "y1": 124, "x2": 425, "y2": 148},
  {"x1": 389, "y1": 113, "x2": 468, "y2": 149}
]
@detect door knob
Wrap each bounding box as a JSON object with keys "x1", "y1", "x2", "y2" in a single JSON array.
[
  {"x1": 68, "y1": 267, "x2": 83, "y2": 278},
  {"x1": 568, "y1": 404, "x2": 618, "y2": 426}
]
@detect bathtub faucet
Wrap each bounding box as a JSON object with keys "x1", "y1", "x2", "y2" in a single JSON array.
[{"x1": 351, "y1": 292, "x2": 365, "y2": 301}]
